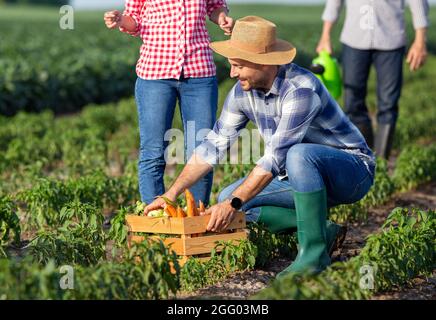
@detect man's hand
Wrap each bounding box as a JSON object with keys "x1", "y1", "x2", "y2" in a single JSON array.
[
  {"x1": 406, "y1": 40, "x2": 427, "y2": 72},
  {"x1": 104, "y1": 10, "x2": 123, "y2": 29},
  {"x1": 218, "y1": 13, "x2": 234, "y2": 36},
  {"x1": 143, "y1": 193, "x2": 176, "y2": 216},
  {"x1": 202, "y1": 165, "x2": 272, "y2": 232},
  {"x1": 203, "y1": 200, "x2": 236, "y2": 232}
]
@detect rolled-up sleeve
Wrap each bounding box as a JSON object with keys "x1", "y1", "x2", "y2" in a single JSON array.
[
  {"x1": 322, "y1": 0, "x2": 344, "y2": 23},
  {"x1": 256, "y1": 88, "x2": 321, "y2": 177},
  {"x1": 119, "y1": 0, "x2": 144, "y2": 37},
  {"x1": 408, "y1": 0, "x2": 430, "y2": 29},
  {"x1": 206, "y1": 0, "x2": 228, "y2": 19},
  {"x1": 194, "y1": 86, "x2": 248, "y2": 166}
]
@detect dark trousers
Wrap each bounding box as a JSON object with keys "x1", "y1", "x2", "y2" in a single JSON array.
[{"x1": 342, "y1": 44, "x2": 405, "y2": 126}]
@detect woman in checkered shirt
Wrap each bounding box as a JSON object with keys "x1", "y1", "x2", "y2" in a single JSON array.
[{"x1": 104, "y1": 1, "x2": 234, "y2": 205}]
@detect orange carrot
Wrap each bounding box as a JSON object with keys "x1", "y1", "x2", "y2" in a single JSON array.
[
  {"x1": 177, "y1": 206, "x2": 186, "y2": 218},
  {"x1": 185, "y1": 189, "x2": 198, "y2": 217},
  {"x1": 164, "y1": 204, "x2": 177, "y2": 217},
  {"x1": 185, "y1": 189, "x2": 200, "y2": 237},
  {"x1": 198, "y1": 200, "x2": 205, "y2": 213}
]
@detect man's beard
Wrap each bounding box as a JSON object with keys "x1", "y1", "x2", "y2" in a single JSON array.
[{"x1": 240, "y1": 77, "x2": 268, "y2": 91}]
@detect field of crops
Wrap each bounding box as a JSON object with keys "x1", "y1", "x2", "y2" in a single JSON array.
[{"x1": 0, "y1": 4, "x2": 435, "y2": 300}]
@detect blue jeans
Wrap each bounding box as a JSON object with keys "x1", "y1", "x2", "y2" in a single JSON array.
[
  {"x1": 342, "y1": 44, "x2": 405, "y2": 126},
  {"x1": 218, "y1": 144, "x2": 375, "y2": 222},
  {"x1": 135, "y1": 76, "x2": 218, "y2": 205}
]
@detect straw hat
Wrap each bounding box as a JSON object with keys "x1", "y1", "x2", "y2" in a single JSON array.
[{"x1": 210, "y1": 16, "x2": 297, "y2": 65}]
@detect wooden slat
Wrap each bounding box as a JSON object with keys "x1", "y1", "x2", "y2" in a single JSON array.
[
  {"x1": 126, "y1": 215, "x2": 185, "y2": 234},
  {"x1": 183, "y1": 231, "x2": 247, "y2": 255},
  {"x1": 227, "y1": 212, "x2": 246, "y2": 230},
  {"x1": 182, "y1": 212, "x2": 246, "y2": 234},
  {"x1": 130, "y1": 231, "x2": 247, "y2": 256},
  {"x1": 126, "y1": 212, "x2": 246, "y2": 234}
]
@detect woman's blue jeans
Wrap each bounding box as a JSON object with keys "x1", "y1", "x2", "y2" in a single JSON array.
[
  {"x1": 218, "y1": 144, "x2": 375, "y2": 222},
  {"x1": 135, "y1": 76, "x2": 218, "y2": 205}
]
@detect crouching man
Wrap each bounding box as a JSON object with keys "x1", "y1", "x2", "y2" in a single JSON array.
[{"x1": 145, "y1": 16, "x2": 375, "y2": 278}]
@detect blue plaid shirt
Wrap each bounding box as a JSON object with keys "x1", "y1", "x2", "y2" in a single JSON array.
[{"x1": 195, "y1": 63, "x2": 375, "y2": 178}]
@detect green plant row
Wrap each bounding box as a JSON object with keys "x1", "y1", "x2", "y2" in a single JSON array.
[
  {"x1": 2, "y1": 143, "x2": 433, "y2": 278},
  {"x1": 254, "y1": 207, "x2": 435, "y2": 299},
  {"x1": 0, "y1": 196, "x2": 20, "y2": 258},
  {"x1": 179, "y1": 239, "x2": 258, "y2": 292},
  {"x1": 27, "y1": 201, "x2": 107, "y2": 266},
  {"x1": 15, "y1": 169, "x2": 138, "y2": 231},
  {"x1": 0, "y1": 240, "x2": 179, "y2": 300},
  {"x1": 393, "y1": 144, "x2": 436, "y2": 192},
  {"x1": 0, "y1": 99, "x2": 139, "y2": 177},
  {"x1": 0, "y1": 21, "x2": 138, "y2": 116}
]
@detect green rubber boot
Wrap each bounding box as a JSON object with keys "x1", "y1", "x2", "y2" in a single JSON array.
[
  {"x1": 257, "y1": 206, "x2": 347, "y2": 255},
  {"x1": 257, "y1": 206, "x2": 297, "y2": 234},
  {"x1": 276, "y1": 188, "x2": 332, "y2": 279}
]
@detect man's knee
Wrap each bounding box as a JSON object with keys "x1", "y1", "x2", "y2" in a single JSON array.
[
  {"x1": 217, "y1": 185, "x2": 235, "y2": 203},
  {"x1": 217, "y1": 179, "x2": 245, "y2": 203},
  {"x1": 286, "y1": 144, "x2": 312, "y2": 164},
  {"x1": 286, "y1": 144, "x2": 317, "y2": 176}
]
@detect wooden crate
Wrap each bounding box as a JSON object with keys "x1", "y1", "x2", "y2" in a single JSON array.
[{"x1": 126, "y1": 212, "x2": 247, "y2": 269}]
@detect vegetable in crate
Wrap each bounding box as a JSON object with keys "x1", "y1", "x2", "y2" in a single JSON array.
[
  {"x1": 164, "y1": 204, "x2": 178, "y2": 217},
  {"x1": 198, "y1": 200, "x2": 206, "y2": 214},
  {"x1": 185, "y1": 189, "x2": 198, "y2": 217},
  {"x1": 147, "y1": 209, "x2": 167, "y2": 217},
  {"x1": 177, "y1": 206, "x2": 187, "y2": 218},
  {"x1": 134, "y1": 201, "x2": 147, "y2": 215}
]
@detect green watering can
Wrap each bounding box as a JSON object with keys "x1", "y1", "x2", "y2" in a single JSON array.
[{"x1": 310, "y1": 50, "x2": 342, "y2": 99}]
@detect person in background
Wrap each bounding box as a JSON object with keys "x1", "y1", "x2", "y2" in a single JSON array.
[
  {"x1": 316, "y1": 0, "x2": 429, "y2": 159},
  {"x1": 104, "y1": 1, "x2": 234, "y2": 205}
]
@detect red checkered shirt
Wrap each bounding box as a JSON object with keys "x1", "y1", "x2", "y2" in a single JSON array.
[{"x1": 119, "y1": 0, "x2": 228, "y2": 80}]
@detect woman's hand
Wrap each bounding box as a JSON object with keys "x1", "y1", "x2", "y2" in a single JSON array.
[
  {"x1": 104, "y1": 10, "x2": 123, "y2": 29},
  {"x1": 218, "y1": 14, "x2": 234, "y2": 36}
]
